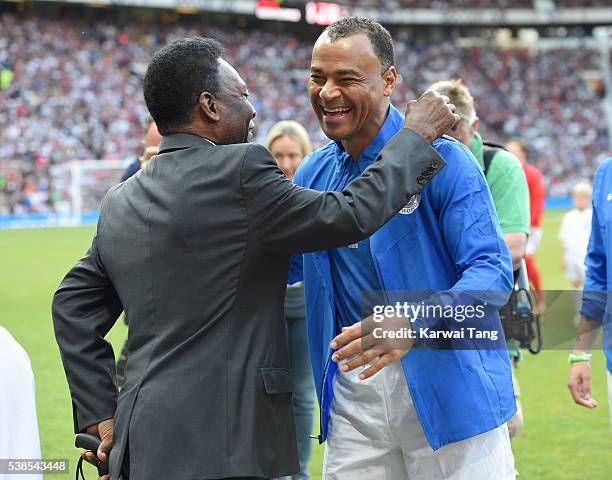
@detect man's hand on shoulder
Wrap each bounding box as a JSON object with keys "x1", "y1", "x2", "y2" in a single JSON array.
[{"x1": 404, "y1": 90, "x2": 460, "y2": 143}]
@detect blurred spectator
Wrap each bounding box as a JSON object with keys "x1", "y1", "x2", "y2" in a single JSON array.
[
  {"x1": 0, "y1": 63, "x2": 13, "y2": 89},
  {"x1": 507, "y1": 137, "x2": 547, "y2": 310},
  {"x1": 265, "y1": 120, "x2": 315, "y2": 480},
  {"x1": 120, "y1": 117, "x2": 161, "y2": 182},
  {"x1": 559, "y1": 181, "x2": 593, "y2": 325}
]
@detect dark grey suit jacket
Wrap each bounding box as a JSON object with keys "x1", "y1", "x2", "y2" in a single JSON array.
[{"x1": 52, "y1": 129, "x2": 444, "y2": 479}]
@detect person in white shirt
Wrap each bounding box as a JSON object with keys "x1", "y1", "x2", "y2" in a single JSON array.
[
  {"x1": 559, "y1": 181, "x2": 593, "y2": 326},
  {"x1": 0, "y1": 326, "x2": 42, "y2": 480}
]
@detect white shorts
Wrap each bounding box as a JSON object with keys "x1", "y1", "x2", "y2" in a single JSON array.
[
  {"x1": 526, "y1": 227, "x2": 543, "y2": 255},
  {"x1": 323, "y1": 360, "x2": 516, "y2": 480},
  {"x1": 564, "y1": 255, "x2": 586, "y2": 284}
]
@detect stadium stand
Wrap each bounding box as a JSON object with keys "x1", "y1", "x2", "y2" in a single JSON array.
[
  {"x1": 327, "y1": 0, "x2": 612, "y2": 8},
  {"x1": 0, "y1": 6, "x2": 610, "y2": 216},
  {"x1": 555, "y1": 0, "x2": 611, "y2": 7},
  {"x1": 339, "y1": 0, "x2": 534, "y2": 8}
]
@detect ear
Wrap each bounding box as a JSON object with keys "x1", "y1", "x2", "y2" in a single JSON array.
[
  {"x1": 199, "y1": 92, "x2": 220, "y2": 122},
  {"x1": 470, "y1": 116, "x2": 480, "y2": 137},
  {"x1": 382, "y1": 66, "x2": 397, "y2": 97}
]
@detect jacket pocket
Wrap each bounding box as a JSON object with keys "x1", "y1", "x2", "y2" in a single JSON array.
[
  {"x1": 253, "y1": 367, "x2": 298, "y2": 472},
  {"x1": 260, "y1": 367, "x2": 294, "y2": 394}
]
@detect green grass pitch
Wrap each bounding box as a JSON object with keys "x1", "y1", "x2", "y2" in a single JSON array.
[{"x1": 0, "y1": 210, "x2": 610, "y2": 479}]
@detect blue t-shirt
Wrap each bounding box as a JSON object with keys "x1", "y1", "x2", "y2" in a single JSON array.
[{"x1": 328, "y1": 147, "x2": 383, "y2": 329}]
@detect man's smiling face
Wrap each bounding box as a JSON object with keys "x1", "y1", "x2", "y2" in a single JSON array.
[
  {"x1": 308, "y1": 33, "x2": 396, "y2": 147},
  {"x1": 215, "y1": 59, "x2": 256, "y2": 144}
]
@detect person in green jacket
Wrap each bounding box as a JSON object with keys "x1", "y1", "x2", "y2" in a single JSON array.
[{"x1": 431, "y1": 79, "x2": 530, "y2": 441}]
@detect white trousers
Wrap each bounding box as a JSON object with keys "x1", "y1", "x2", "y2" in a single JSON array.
[
  {"x1": 564, "y1": 254, "x2": 586, "y2": 284},
  {"x1": 323, "y1": 361, "x2": 516, "y2": 480}
]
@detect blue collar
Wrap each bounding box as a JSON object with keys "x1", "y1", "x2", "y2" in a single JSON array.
[{"x1": 333, "y1": 104, "x2": 404, "y2": 168}]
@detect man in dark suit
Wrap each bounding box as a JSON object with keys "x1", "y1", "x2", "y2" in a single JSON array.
[{"x1": 52, "y1": 37, "x2": 457, "y2": 480}]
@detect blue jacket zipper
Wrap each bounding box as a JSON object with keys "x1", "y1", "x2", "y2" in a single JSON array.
[{"x1": 310, "y1": 351, "x2": 332, "y2": 443}]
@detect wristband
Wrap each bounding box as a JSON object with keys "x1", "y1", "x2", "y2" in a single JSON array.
[{"x1": 568, "y1": 352, "x2": 592, "y2": 364}]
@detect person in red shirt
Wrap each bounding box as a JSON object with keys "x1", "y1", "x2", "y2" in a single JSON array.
[{"x1": 507, "y1": 138, "x2": 546, "y2": 310}]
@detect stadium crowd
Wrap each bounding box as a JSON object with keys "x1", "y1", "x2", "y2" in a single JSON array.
[
  {"x1": 337, "y1": 0, "x2": 608, "y2": 9},
  {"x1": 555, "y1": 0, "x2": 611, "y2": 7},
  {"x1": 0, "y1": 12, "x2": 610, "y2": 215}
]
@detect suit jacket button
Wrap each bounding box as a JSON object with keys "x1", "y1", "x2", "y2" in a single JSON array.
[
  {"x1": 432, "y1": 162, "x2": 440, "y2": 169},
  {"x1": 417, "y1": 176, "x2": 425, "y2": 185}
]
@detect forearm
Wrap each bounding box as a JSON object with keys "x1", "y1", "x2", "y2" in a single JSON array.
[
  {"x1": 504, "y1": 232, "x2": 527, "y2": 271},
  {"x1": 312, "y1": 128, "x2": 445, "y2": 239},
  {"x1": 243, "y1": 130, "x2": 445, "y2": 255},
  {"x1": 572, "y1": 315, "x2": 602, "y2": 353}
]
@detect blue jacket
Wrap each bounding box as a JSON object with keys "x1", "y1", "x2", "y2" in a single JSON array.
[
  {"x1": 121, "y1": 159, "x2": 141, "y2": 182},
  {"x1": 290, "y1": 105, "x2": 516, "y2": 450},
  {"x1": 581, "y1": 157, "x2": 612, "y2": 374}
]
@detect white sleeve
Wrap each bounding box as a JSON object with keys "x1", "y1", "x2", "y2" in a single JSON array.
[{"x1": 0, "y1": 327, "x2": 43, "y2": 480}]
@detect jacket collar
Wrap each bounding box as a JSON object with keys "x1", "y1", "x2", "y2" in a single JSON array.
[
  {"x1": 333, "y1": 104, "x2": 404, "y2": 167},
  {"x1": 159, "y1": 133, "x2": 216, "y2": 154}
]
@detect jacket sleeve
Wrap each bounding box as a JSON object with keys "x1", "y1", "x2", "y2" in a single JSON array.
[
  {"x1": 435, "y1": 141, "x2": 513, "y2": 292},
  {"x1": 411, "y1": 141, "x2": 514, "y2": 334},
  {"x1": 52, "y1": 221, "x2": 123, "y2": 433},
  {"x1": 581, "y1": 164, "x2": 608, "y2": 323},
  {"x1": 241, "y1": 128, "x2": 445, "y2": 256}
]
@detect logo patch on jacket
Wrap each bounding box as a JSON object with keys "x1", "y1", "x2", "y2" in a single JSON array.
[{"x1": 399, "y1": 194, "x2": 421, "y2": 215}]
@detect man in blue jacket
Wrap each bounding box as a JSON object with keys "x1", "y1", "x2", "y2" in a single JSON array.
[
  {"x1": 567, "y1": 157, "x2": 612, "y2": 432},
  {"x1": 291, "y1": 17, "x2": 517, "y2": 479}
]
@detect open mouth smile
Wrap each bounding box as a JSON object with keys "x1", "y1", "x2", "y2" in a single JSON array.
[{"x1": 322, "y1": 106, "x2": 352, "y2": 117}]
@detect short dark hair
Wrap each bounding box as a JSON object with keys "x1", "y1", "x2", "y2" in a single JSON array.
[
  {"x1": 323, "y1": 17, "x2": 394, "y2": 72},
  {"x1": 143, "y1": 37, "x2": 224, "y2": 134}
]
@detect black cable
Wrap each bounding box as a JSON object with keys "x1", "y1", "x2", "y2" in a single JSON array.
[
  {"x1": 76, "y1": 456, "x2": 85, "y2": 480},
  {"x1": 529, "y1": 313, "x2": 543, "y2": 355}
]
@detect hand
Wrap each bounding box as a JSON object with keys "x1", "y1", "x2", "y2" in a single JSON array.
[
  {"x1": 83, "y1": 417, "x2": 114, "y2": 480},
  {"x1": 404, "y1": 90, "x2": 460, "y2": 143},
  {"x1": 568, "y1": 362, "x2": 598, "y2": 409},
  {"x1": 330, "y1": 315, "x2": 414, "y2": 380},
  {"x1": 140, "y1": 146, "x2": 159, "y2": 167}
]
